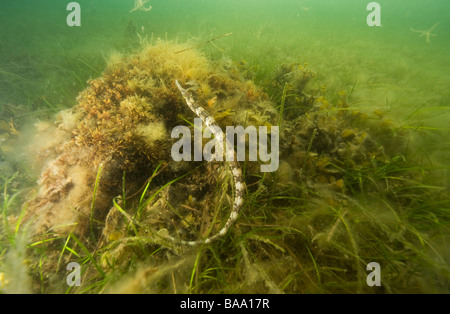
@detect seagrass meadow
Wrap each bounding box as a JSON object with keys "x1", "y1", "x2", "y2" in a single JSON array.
[{"x1": 0, "y1": 0, "x2": 449, "y2": 294}]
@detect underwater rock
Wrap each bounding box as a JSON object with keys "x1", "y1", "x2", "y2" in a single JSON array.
[{"x1": 23, "y1": 40, "x2": 274, "y2": 242}]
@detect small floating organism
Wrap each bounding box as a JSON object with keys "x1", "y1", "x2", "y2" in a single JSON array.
[
  {"x1": 410, "y1": 22, "x2": 439, "y2": 43},
  {"x1": 130, "y1": 0, "x2": 152, "y2": 13}
]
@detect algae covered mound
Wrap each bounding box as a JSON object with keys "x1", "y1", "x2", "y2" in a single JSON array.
[{"x1": 23, "y1": 40, "x2": 274, "y2": 243}]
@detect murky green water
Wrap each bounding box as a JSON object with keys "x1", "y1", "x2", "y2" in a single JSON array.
[
  {"x1": 1, "y1": 0, "x2": 449, "y2": 141},
  {"x1": 0, "y1": 0, "x2": 449, "y2": 294}
]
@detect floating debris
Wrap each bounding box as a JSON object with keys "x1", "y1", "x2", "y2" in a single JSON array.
[
  {"x1": 410, "y1": 22, "x2": 439, "y2": 43},
  {"x1": 130, "y1": 0, "x2": 152, "y2": 13}
]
